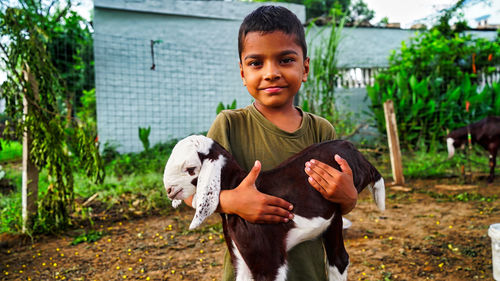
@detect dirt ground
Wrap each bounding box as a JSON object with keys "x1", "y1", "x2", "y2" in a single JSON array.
[{"x1": 0, "y1": 177, "x2": 499, "y2": 281}]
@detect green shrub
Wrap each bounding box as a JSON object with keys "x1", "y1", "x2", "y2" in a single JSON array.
[
  {"x1": 302, "y1": 17, "x2": 363, "y2": 140},
  {"x1": 110, "y1": 139, "x2": 177, "y2": 176},
  {"x1": 138, "y1": 126, "x2": 151, "y2": 151},
  {"x1": 216, "y1": 99, "x2": 237, "y2": 114},
  {"x1": 367, "y1": 28, "x2": 500, "y2": 150}
]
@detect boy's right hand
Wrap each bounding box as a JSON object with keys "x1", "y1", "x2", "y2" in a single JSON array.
[{"x1": 219, "y1": 160, "x2": 294, "y2": 224}]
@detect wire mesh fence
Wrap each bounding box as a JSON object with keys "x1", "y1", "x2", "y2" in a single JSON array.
[{"x1": 93, "y1": 34, "x2": 247, "y2": 152}]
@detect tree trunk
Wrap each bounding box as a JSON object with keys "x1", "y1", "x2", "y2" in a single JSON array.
[{"x1": 22, "y1": 65, "x2": 39, "y2": 233}]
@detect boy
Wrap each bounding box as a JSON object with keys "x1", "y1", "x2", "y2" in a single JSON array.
[{"x1": 187, "y1": 5, "x2": 357, "y2": 280}]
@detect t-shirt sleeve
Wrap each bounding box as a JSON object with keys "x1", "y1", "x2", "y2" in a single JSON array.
[{"x1": 207, "y1": 111, "x2": 232, "y2": 154}]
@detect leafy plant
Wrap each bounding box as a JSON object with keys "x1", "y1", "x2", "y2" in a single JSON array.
[
  {"x1": 0, "y1": 139, "x2": 22, "y2": 162},
  {"x1": 303, "y1": 16, "x2": 344, "y2": 117},
  {"x1": 138, "y1": 126, "x2": 151, "y2": 151},
  {"x1": 0, "y1": 1, "x2": 104, "y2": 233},
  {"x1": 216, "y1": 99, "x2": 237, "y2": 114},
  {"x1": 0, "y1": 191, "x2": 22, "y2": 233},
  {"x1": 367, "y1": 24, "x2": 500, "y2": 150},
  {"x1": 302, "y1": 16, "x2": 361, "y2": 139},
  {"x1": 77, "y1": 88, "x2": 97, "y2": 128},
  {"x1": 71, "y1": 230, "x2": 104, "y2": 245},
  {"x1": 110, "y1": 139, "x2": 177, "y2": 176},
  {"x1": 101, "y1": 141, "x2": 120, "y2": 164}
]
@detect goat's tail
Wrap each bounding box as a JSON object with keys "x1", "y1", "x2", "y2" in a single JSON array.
[{"x1": 368, "y1": 177, "x2": 385, "y2": 211}]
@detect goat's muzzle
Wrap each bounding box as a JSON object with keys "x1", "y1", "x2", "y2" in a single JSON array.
[{"x1": 166, "y1": 186, "x2": 182, "y2": 200}]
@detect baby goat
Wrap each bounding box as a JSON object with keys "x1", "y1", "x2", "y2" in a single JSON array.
[
  {"x1": 447, "y1": 116, "x2": 500, "y2": 183},
  {"x1": 163, "y1": 135, "x2": 385, "y2": 281}
]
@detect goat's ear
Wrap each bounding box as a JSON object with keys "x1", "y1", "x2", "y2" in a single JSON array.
[{"x1": 189, "y1": 156, "x2": 224, "y2": 230}]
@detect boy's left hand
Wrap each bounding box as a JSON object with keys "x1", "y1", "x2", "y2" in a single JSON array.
[{"x1": 304, "y1": 154, "x2": 357, "y2": 215}]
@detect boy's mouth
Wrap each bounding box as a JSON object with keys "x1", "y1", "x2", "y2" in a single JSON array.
[{"x1": 261, "y1": 86, "x2": 286, "y2": 93}]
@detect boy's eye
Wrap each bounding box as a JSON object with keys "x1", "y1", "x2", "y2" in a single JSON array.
[
  {"x1": 281, "y1": 58, "x2": 295, "y2": 64},
  {"x1": 248, "y1": 60, "x2": 262, "y2": 67}
]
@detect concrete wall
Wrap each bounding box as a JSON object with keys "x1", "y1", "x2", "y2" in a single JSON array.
[
  {"x1": 93, "y1": 0, "x2": 305, "y2": 152},
  {"x1": 309, "y1": 27, "x2": 498, "y2": 68}
]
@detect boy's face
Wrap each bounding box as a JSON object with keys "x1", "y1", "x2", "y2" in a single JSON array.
[{"x1": 239, "y1": 31, "x2": 309, "y2": 110}]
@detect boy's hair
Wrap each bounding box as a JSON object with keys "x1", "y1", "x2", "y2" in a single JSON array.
[{"x1": 238, "y1": 5, "x2": 307, "y2": 61}]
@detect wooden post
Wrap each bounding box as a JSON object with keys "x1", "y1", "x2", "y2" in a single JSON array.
[
  {"x1": 383, "y1": 100, "x2": 405, "y2": 185},
  {"x1": 22, "y1": 65, "x2": 39, "y2": 233}
]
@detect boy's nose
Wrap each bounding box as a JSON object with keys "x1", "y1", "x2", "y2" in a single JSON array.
[
  {"x1": 263, "y1": 64, "x2": 281, "y2": 81},
  {"x1": 264, "y1": 71, "x2": 281, "y2": 81}
]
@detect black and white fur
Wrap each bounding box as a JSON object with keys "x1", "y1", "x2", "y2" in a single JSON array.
[
  {"x1": 447, "y1": 116, "x2": 500, "y2": 183},
  {"x1": 163, "y1": 135, "x2": 385, "y2": 281}
]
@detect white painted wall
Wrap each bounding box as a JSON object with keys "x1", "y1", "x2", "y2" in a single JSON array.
[{"x1": 93, "y1": 0, "x2": 304, "y2": 152}]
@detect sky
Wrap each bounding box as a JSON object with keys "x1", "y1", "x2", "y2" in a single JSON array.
[
  {"x1": 363, "y1": 0, "x2": 456, "y2": 28},
  {"x1": 363, "y1": 0, "x2": 500, "y2": 28}
]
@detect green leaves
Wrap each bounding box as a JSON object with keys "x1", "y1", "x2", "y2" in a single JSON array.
[
  {"x1": 216, "y1": 99, "x2": 237, "y2": 114},
  {"x1": 138, "y1": 126, "x2": 151, "y2": 151},
  {"x1": 0, "y1": 1, "x2": 103, "y2": 234},
  {"x1": 302, "y1": 18, "x2": 358, "y2": 137},
  {"x1": 367, "y1": 26, "x2": 500, "y2": 150},
  {"x1": 71, "y1": 230, "x2": 104, "y2": 245}
]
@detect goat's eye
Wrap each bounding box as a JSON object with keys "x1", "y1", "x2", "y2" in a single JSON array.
[{"x1": 185, "y1": 167, "x2": 196, "y2": 176}]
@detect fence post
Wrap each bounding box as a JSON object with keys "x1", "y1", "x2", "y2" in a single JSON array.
[
  {"x1": 22, "y1": 65, "x2": 39, "y2": 233},
  {"x1": 383, "y1": 100, "x2": 405, "y2": 185}
]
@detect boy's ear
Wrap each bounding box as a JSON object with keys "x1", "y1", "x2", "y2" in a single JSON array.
[
  {"x1": 302, "y1": 57, "x2": 310, "y2": 82},
  {"x1": 239, "y1": 62, "x2": 247, "y2": 86}
]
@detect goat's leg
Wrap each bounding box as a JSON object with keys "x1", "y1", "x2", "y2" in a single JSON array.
[
  {"x1": 227, "y1": 217, "x2": 288, "y2": 281},
  {"x1": 322, "y1": 212, "x2": 349, "y2": 281},
  {"x1": 232, "y1": 239, "x2": 287, "y2": 281},
  {"x1": 487, "y1": 144, "x2": 498, "y2": 183}
]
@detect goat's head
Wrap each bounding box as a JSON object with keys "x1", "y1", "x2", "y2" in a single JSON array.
[{"x1": 163, "y1": 135, "x2": 226, "y2": 229}]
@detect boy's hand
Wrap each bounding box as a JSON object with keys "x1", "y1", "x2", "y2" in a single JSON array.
[
  {"x1": 304, "y1": 154, "x2": 357, "y2": 215},
  {"x1": 219, "y1": 160, "x2": 294, "y2": 223}
]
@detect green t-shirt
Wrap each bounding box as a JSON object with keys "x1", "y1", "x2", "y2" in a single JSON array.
[{"x1": 207, "y1": 104, "x2": 336, "y2": 281}]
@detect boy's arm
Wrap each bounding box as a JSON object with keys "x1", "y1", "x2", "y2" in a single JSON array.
[
  {"x1": 304, "y1": 154, "x2": 358, "y2": 215},
  {"x1": 184, "y1": 160, "x2": 294, "y2": 223}
]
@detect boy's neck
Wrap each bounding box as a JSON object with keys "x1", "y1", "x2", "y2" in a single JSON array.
[{"x1": 254, "y1": 102, "x2": 302, "y2": 133}]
